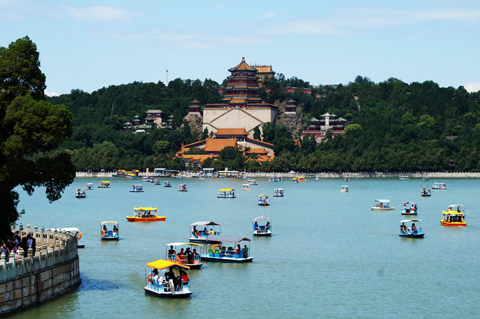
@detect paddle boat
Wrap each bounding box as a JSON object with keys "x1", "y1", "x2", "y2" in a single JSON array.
[
  {"x1": 248, "y1": 180, "x2": 258, "y2": 185},
  {"x1": 423, "y1": 177, "x2": 429, "y2": 181},
  {"x1": 130, "y1": 184, "x2": 144, "y2": 192},
  {"x1": 371, "y1": 199, "x2": 394, "y2": 211},
  {"x1": 273, "y1": 188, "x2": 284, "y2": 197},
  {"x1": 75, "y1": 188, "x2": 86, "y2": 198},
  {"x1": 144, "y1": 260, "x2": 191, "y2": 298},
  {"x1": 298, "y1": 176, "x2": 307, "y2": 182},
  {"x1": 201, "y1": 235, "x2": 253, "y2": 263},
  {"x1": 293, "y1": 177, "x2": 299, "y2": 184},
  {"x1": 432, "y1": 182, "x2": 446, "y2": 190},
  {"x1": 341, "y1": 185, "x2": 349, "y2": 193},
  {"x1": 421, "y1": 187, "x2": 431, "y2": 197},
  {"x1": 269, "y1": 177, "x2": 280, "y2": 182},
  {"x1": 98, "y1": 181, "x2": 110, "y2": 188},
  {"x1": 217, "y1": 189, "x2": 236, "y2": 198},
  {"x1": 242, "y1": 184, "x2": 251, "y2": 191},
  {"x1": 166, "y1": 243, "x2": 203, "y2": 269},
  {"x1": 189, "y1": 221, "x2": 221, "y2": 243},
  {"x1": 441, "y1": 205, "x2": 466, "y2": 226},
  {"x1": 126, "y1": 207, "x2": 166, "y2": 222},
  {"x1": 86, "y1": 183, "x2": 93, "y2": 190},
  {"x1": 345, "y1": 177, "x2": 350, "y2": 182},
  {"x1": 399, "y1": 176, "x2": 409, "y2": 180},
  {"x1": 154, "y1": 179, "x2": 161, "y2": 185},
  {"x1": 178, "y1": 184, "x2": 188, "y2": 192},
  {"x1": 258, "y1": 194, "x2": 270, "y2": 206},
  {"x1": 142, "y1": 176, "x2": 150, "y2": 182},
  {"x1": 399, "y1": 219, "x2": 424, "y2": 238},
  {"x1": 401, "y1": 202, "x2": 417, "y2": 215},
  {"x1": 101, "y1": 221, "x2": 119, "y2": 240},
  {"x1": 253, "y1": 216, "x2": 272, "y2": 236},
  {"x1": 164, "y1": 181, "x2": 172, "y2": 187}
]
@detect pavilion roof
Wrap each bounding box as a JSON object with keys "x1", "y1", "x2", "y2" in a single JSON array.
[
  {"x1": 228, "y1": 57, "x2": 258, "y2": 72},
  {"x1": 245, "y1": 147, "x2": 268, "y2": 154},
  {"x1": 215, "y1": 128, "x2": 247, "y2": 136},
  {"x1": 204, "y1": 139, "x2": 237, "y2": 152}
]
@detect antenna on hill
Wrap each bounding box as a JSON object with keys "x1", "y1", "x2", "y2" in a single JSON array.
[
  {"x1": 110, "y1": 102, "x2": 114, "y2": 118},
  {"x1": 166, "y1": 69, "x2": 168, "y2": 86}
]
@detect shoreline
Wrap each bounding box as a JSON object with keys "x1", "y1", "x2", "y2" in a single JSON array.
[{"x1": 75, "y1": 171, "x2": 480, "y2": 178}]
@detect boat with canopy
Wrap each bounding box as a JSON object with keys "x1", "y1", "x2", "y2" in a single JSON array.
[
  {"x1": 253, "y1": 216, "x2": 272, "y2": 236},
  {"x1": 273, "y1": 188, "x2": 284, "y2": 197},
  {"x1": 248, "y1": 180, "x2": 258, "y2": 185},
  {"x1": 86, "y1": 183, "x2": 93, "y2": 190},
  {"x1": 371, "y1": 199, "x2": 394, "y2": 211},
  {"x1": 341, "y1": 185, "x2": 348, "y2": 193},
  {"x1": 242, "y1": 184, "x2": 250, "y2": 191},
  {"x1": 178, "y1": 184, "x2": 188, "y2": 192},
  {"x1": 101, "y1": 221, "x2": 119, "y2": 240},
  {"x1": 421, "y1": 187, "x2": 431, "y2": 196},
  {"x1": 126, "y1": 207, "x2": 165, "y2": 222},
  {"x1": 98, "y1": 181, "x2": 110, "y2": 188},
  {"x1": 130, "y1": 184, "x2": 144, "y2": 192},
  {"x1": 399, "y1": 219, "x2": 424, "y2": 238},
  {"x1": 144, "y1": 260, "x2": 191, "y2": 298},
  {"x1": 165, "y1": 243, "x2": 203, "y2": 269},
  {"x1": 201, "y1": 235, "x2": 253, "y2": 263},
  {"x1": 217, "y1": 189, "x2": 235, "y2": 198},
  {"x1": 164, "y1": 181, "x2": 172, "y2": 187},
  {"x1": 401, "y1": 202, "x2": 417, "y2": 215},
  {"x1": 441, "y1": 205, "x2": 466, "y2": 226},
  {"x1": 189, "y1": 221, "x2": 221, "y2": 243},
  {"x1": 75, "y1": 188, "x2": 86, "y2": 198},
  {"x1": 258, "y1": 194, "x2": 270, "y2": 206},
  {"x1": 432, "y1": 182, "x2": 446, "y2": 190}
]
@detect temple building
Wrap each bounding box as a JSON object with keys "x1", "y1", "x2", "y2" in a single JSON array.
[
  {"x1": 252, "y1": 64, "x2": 275, "y2": 87},
  {"x1": 285, "y1": 99, "x2": 297, "y2": 113},
  {"x1": 202, "y1": 57, "x2": 278, "y2": 138},
  {"x1": 301, "y1": 113, "x2": 348, "y2": 144}
]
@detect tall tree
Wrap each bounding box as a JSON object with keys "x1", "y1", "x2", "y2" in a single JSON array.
[{"x1": 0, "y1": 37, "x2": 75, "y2": 235}]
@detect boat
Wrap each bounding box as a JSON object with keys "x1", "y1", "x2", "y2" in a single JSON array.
[
  {"x1": 98, "y1": 181, "x2": 110, "y2": 188},
  {"x1": 401, "y1": 202, "x2": 417, "y2": 215},
  {"x1": 292, "y1": 177, "x2": 299, "y2": 184},
  {"x1": 423, "y1": 177, "x2": 429, "y2": 181},
  {"x1": 189, "y1": 221, "x2": 221, "y2": 243},
  {"x1": 126, "y1": 207, "x2": 166, "y2": 222},
  {"x1": 164, "y1": 181, "x2": 172, "y2": 187},
  {"x1": 399, "y1": 219, "x2": 424, "y2": 238},
  {"x1": 297, "y1": 176, "x2": 307, "y2": 182},
  {"x1": 178, "y1": 184, "x2": 188, "y2": 192},
  {"x1": 269, "y1": 177, "x2": 280, "y2": 182},
  {"x1": 432, "y1": 182, "x2": 446, "y2": 190},
  {"x1": 86, "y1": 183, "x2": 93, "y2": 190},
  {"x1": 421, "y1": 187, "x2": 431, "y2": 197},
  {"x1": 101, "y1": 221, "x2": 119, "y2": 240},
  {"x1": 130, "y1": 184, "x2": 144, "y2": 192},
  {"x1": 217, "y1": 189, "x2": 236, "y2": 198},
  {"x1": 142, "y1": 176, "x2": 150, "y2": 182},
  {"x1": 273, "y1": 188, "x2": 284, "y2": 197},
  {"x1": 144, "y1": 260, "x2": 191, "y2": 298},
  {"x1": 441, "y1": 205, "x2": 466, "y2": 226},
  {"x1": 242, "y1": 184, "x2": 251, "y2": 191},
  {"x1": 248, "y1": 180, "x2": 258, "y2": 185},
  {"x1": 127, "y1": 174, "x2": 137, "y2": 179},
  {"x1": 399, "y1": 176, "x2": 409, "y2": 180},
  {"x1": 341, "y1": 185, "x2": 348, "y2": 193},
  {"x1": 154, "y1": 179, "x2": 161, "y2": 185},
  {"x1": 75, "y1": 188, "x2": 86, "y2": 198},
  {"x1": 253, "y1": 216, "x2": 272, "y2": 236},
  {"x1": 201, "y1": 235, "x2": 253, "y2": 263},
  {"x1": 345, "y1": 177, "x2": 350, "y2": 182},
  {"x1": 258, "y1": 194, "x2": 270, "y2": 206},
  {"x1": 371, "y1": 199, "x2": 394, "y2": 211},
  {"x1": 165, "y1": 243, "x2": 203, "y2": 269}
]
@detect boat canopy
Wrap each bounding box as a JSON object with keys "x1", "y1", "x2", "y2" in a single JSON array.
[
  {"x1": 76, "y1": 188, "x2": 85, "y2": 191},
  {"x1": 253, "y1": 216, "x2": 271, "y2": 222},
  {"x1": 219, "y1": 189, "x2": 234, "y2": 191},
  {"x1": 274, "y1": 188, "x2": 284, "y2": 191},
  {"x1": 402, "y1": 202, "x2": 416, "y2": 205},
  {"x1": 400, "y1": 219, "x2": 421, "y2": 223},
  {"x1": 179, "y1": 184, "x2": 187, "y2": 186},
  {"x1": 87, "y1": 183, "x2": 93, "y2": 185},
  {"x1": 101, "y1": 221, "x2": 118, "y2": 225},
  {"x1": 421, "y1": 187, "x2": 430, "y2": 190},
  {"x1": 134, "y1": 207, "x2": 158, "y2": 211},
  {"x1": 448, "y1": 204, "x2": 463, "y2": 208},
  {"x1": 341, "y1": 185, "x2": 348, "y2": 188},
  {"x1": 190, "y1": 221, "x2": 221, "y2": 227},
  {"x1": 166, "y1": 242, "x2": 202, "y2": 247},
  {"x1": 374, "y1": 199, "x2": 390, "y2": 203},
  {"x1": 206, "y1": 235, "x2": 251, "y2": 243},
  {"x1": 434, "y1": 182, "x2": 446, "y2": 185},
  {"x1": 131, "y1": 184, "x2": 142, "y2": 187},
  {"x1": 242, "y1": 184, "x2": 249, "y2": 186},
  {"x1": 146, "y1": 259, "x2": 190, "y2": 270},
  {"x1": 100, "y1": 181, "x2": 110, "y2": 183},
  {"x1": 259, "y1": 194, "x2": 269, "y2": 197}
]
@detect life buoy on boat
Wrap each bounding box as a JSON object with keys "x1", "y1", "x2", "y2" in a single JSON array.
[
  {"x1": 406, "y1": 228, "x2": 412, "y2": 235},
  {"x1": 148, "y1": 274, "x2": 153, "y2": 283},
  {"x1": 76, "y1": 231, "x2": 82, "y2": 240},
  {"x1": 211, "y1": 244, "x2": 221, "y2": 252}
]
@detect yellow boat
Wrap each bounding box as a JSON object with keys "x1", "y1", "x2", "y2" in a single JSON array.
[
  {"x1": 127, "y1": 207, "x2": 165, "y2": 222},
  {"x1": 441, "y1": 205, "x2": 466, "y2": 226},
  {"x1": 144, "y1": 260, "x2": 191, "y2": 298}
]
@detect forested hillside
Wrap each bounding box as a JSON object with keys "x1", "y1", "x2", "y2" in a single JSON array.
[{"x1": 48, "y1": 75, "x2": 480, "y2": 172}]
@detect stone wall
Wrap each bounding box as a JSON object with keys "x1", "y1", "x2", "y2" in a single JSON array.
[{"x1": 0, "y1": 224, "x2": 81, "y2": 315}]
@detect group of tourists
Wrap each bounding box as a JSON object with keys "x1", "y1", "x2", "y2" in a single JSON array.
[
  {"x1": 167, "y1": 246, "x2": 199, "y2": 265},
  {"x1": 0, "y1": 231, "x2": 35, "y2": 261},
  {"x1": 149, "y1": 267, "x2": 189, "y2": 292},
  {"x1": 191, "y1": 226, "x2": 215, "y2": 237},
  {"x1": 102, "y1": 225, "x2": 118, "y2": 238},
  {"x1": 400, "y1": 222, "x2": 417, "y2": 234},
  {"x1": 253, "y1": 221, "x2": 271, "y2": 233}
]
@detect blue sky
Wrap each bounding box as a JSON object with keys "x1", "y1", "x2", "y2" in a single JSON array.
[{"x1": 1, "y1": 0, "x2": 480, "y2": 96}]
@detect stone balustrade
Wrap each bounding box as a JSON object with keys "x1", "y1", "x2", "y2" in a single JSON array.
[{"x1": 0, "y1": 223, "x2": 81, "y2": 315}]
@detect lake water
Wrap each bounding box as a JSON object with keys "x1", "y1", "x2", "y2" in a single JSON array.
[{"x1": 9, "y1": 177, "x2": 480, "y2": 318}]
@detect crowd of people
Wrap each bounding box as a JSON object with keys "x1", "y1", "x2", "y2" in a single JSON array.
[
  {"x1": 167, "y1": 246, "x2": 199, "y2": 265},
  {"x1": 191, "y1": 226, "x2": 216, "y2": 237},
  {"x1": 148, "y1": 267, "x2": 189, "y2": 292},
  {"x1": 0, "y1": 231, "x2": 36, "y2": 262}
]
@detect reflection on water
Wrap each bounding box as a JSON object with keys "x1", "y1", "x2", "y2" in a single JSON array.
[{"x1": 8, "y1": 177, "x2": 480, "y2": 318}]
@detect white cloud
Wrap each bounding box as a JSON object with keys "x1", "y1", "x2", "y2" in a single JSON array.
[
  {"x1": 464, "y1": 82, "x2": 480, "y2": 93},
  {"x1": 45, "y1": 90, "x2": 60, "y2": 97},
  {"x1": 61, "y1": 4, "x2": 140, "y2": 22},
  {"x1": 261, "y1": 11, "x2": 276, "y2": 18}
]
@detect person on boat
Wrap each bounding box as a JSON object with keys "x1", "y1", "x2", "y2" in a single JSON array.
[
  {"x1": 192, "y1": 249, "x2": 199, "y2": 262},
  {"x1": 400, "y1": 223, "x2": 406, "y2": 234},
  {"x1": 209, "y1": 228, "x2": 214, "y2": 235},
  {"x1": 165, "y1": 268, "x2": 176, "y2": 291},
  {"x1": 203, "y1": 227, "x2": 207, "y2": 235},
  {"x1": 411, "y1": 223, "x2": 417, "y2": 233},
  {"x1": 180, "y1": 270, "x2": 189, "y2": 286},
  {"x1": 235, "y1": 244, "x2": 240, "y2": 255},
  {"x1": 102, "y1": 225, "x2": 107, "y2": 237},
  {"x1": 456, "y1": 206, "x2": 460, "y2": 212},
  {"x1": 168, "y1": 246, "x2": 176, "y2": 256},
  {"x1": 192, "y1": 226, "x2": 197, "y2": 237},
  {"x1": 254, "y1": 222, "x2": 259, "y2": 231},
  {"x1": 185, "y1": 248, "x2": 192, "y2": 264},
  {"x1": 266, "y1": 222, "x2": 271, "y2": 230}
]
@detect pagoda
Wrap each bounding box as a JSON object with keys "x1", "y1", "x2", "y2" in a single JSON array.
[
  {"x1": 188, "y1": 99, "x2": 201, "y2": 114},
  {"x1": 222, "y1": 57, "x2": 263, "y2": 107},
  {"x1": 285, "y1": 99, "x2": 297, "y2": 113}
]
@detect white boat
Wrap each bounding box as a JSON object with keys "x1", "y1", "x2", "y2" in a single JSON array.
[
  {"x1": 399, "y1": 176, "x2": 409, "y2": 180},
  {"x1": 189, "y1": 221, "x2": 221, "y2": 243},
  {"x1": 101, "y1": 221, "x2": 119, "y2": 240},
  {"x1": 341, "y1": 185, "x2": 348, "y2": 193},
  {"x1": 432, "y1": 182, "x2": 446, "y2": 190},
  {"x1": 98, "y1": 181, "x2": 110, "y2": 188},
  {"x1": 258, "y1": 194, "x2": 270, "y2": 206},
  {"x1": 401, "y1": 202, "x2": 417, "y2": 215},
  {"x1": 421, "y1": 187, "x2": 431, "y2": 197},
  {"x1": 253, "y1": 216, "x2": 272, "y2": 236},
  {"x1": 164, "y1": 181, "x2": 172, "y2": 187},
  {"x1": 217, "y1": 189, "x2": 235, "y2": 198},
  {"x1": 144, "y1": 260, "x2": 191, "y2": 298},
  {"x1": 130, "y1": 184, "x2": 144, "y2": 192},
  {"x1": 86, "y1": 183, "x2": 93, "y2": 190},
  {"x1": 371, "y1": 199, "x2": 394, "y2": 211},
  {"x1": 165, "y1": 243, "x2": 203, "y2": 269},
  {"x1": 399, "y1": 219, "x2": 424, "y2": 238},
  {"x1": 273, "y1": 188, "x2": 284, "y2": 197},
  {"x1": 75, "y1": 188, "x2": 86, "y2": 198},
  {"x1": 248, "y1": 180, "x2": 258, "y2": 185},
  {"x1": 242, "y1": 184, "x2": 251, "y2": 191},
  {"x1": 201, "y1": 235, "x2": 253, "y2": 263},
  {"x1": 178, "y1": 184, "x2": 188, "y2": 192}
]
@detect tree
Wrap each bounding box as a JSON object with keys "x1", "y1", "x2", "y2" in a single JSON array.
[
  {"x1": 0, "y1": 37, "x2": 75, "y2": 236},
  {"x1": 201, "y1": 128, "x2": 209, "y2": 140},
  {"x1": 253, "y1": 126, "x2": 261, "y2": 140}
]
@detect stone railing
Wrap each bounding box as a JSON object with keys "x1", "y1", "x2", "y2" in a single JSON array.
[{"x1": 0, "y1": 223, "x2": 81, "y2": 315}]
